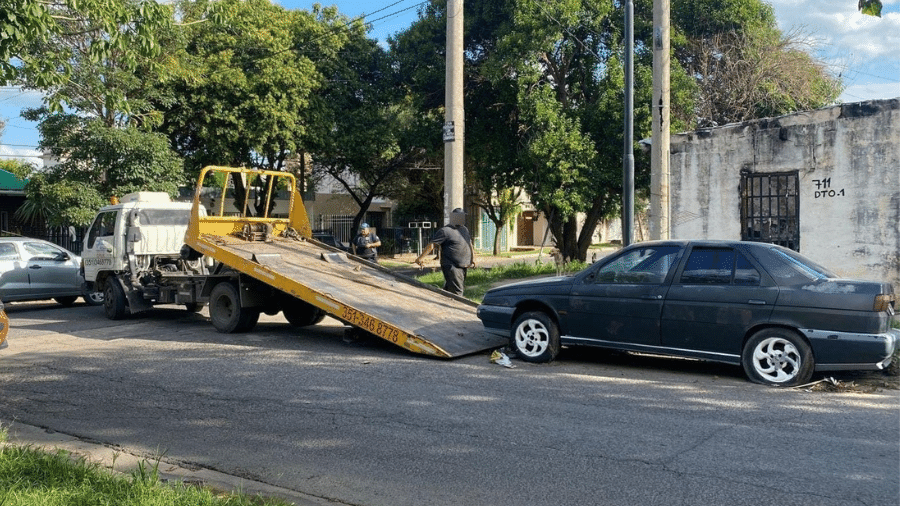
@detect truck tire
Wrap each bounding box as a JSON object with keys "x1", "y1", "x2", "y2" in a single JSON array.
[
  {"x1": 210, "y1": 282, "x2": 258, "y2": 333},
  {"x1": 104, "y1": 280, "x2": 128, "y2": 320},
  {"x1": 282, "y1": 297, "x2": 326, "y2": 327}
]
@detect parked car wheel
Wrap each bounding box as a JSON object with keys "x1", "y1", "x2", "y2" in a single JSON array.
[
  {"x1": 511, "y1": 311, "x2": 560, "y2": 363},
  {"x1": 104, "y1": 280, "x2": 128, "y2": 320},
  {"x1": 210, "y1": 282, "x2": 258, "y2": 333},
  {"x1": 742, "y1": 328, "x2": 814, "y2": 387},
  {"x1": 83, "y1": 290, "x2": 104, "y2": 306},
  {"x1": 55, "y1": 296, "x2": 78, "y2": 307}
]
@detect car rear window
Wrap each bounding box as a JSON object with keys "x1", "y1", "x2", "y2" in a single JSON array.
[{"x1": 752, "y1": 246, "x2": 834, "y2": 283}]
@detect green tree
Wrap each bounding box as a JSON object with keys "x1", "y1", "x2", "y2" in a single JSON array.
[
  {"x1": 673, "y1": 0, "x2": 841, "y2": 127},
  {"x1": 308, "y1": 26, "x2": 440, "y2": 239},
  {"x1": 155, "y1": 0, "x2": 351, "y2": 174},
  {"x1": 2, "y1": 0, "x2": 173, "y2": 113},
  {"x1": 859, "y1": 0, "x2": 882, "y2": 16},
  {"x1": 19, "y1": 112, "x2": 182, "y2": 226}
]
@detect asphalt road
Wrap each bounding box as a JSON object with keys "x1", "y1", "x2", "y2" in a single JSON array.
[{"x1": 1, "y1": 301, "x2": 898, "y2": 506}]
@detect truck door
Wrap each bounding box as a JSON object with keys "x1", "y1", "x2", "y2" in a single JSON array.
[{"x1": 82, "y1": 210, "x2": 120, "y2": 281}]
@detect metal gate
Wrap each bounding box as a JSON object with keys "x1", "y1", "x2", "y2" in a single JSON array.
[{"x1": 740, "y1": 170, "x2": 800, "y2": 251}]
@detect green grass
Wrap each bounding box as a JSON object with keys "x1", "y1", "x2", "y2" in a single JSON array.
[
  {"x1": 0, "y1": 427, "x2": 289, "y2": 506},
  {"x1": 416, "y1": 260, "x2": 588, "y2": 302}
]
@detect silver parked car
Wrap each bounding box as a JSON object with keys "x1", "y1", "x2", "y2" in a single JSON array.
[{"x1": 0, "y1": 237, "x2": 103, "y2": 306}]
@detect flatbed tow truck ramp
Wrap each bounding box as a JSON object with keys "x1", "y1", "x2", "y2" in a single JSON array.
[{"x1": 186, "y1": 166, "x2": 505, "y2": 358}]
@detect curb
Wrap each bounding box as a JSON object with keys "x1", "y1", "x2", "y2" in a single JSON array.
[{"x1": 1, "y1": 420, "x2": 341, "y2": 506}]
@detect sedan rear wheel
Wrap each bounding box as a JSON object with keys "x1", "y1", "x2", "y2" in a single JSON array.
[
  {"x1": 742, "y1": 328, "x2": 814, "y2": 387},
  {"x1": 511, "y1": 311, "x2": 560, "y2": 363}
]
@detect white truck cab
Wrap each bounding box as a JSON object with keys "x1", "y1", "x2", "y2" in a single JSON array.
[{"x1": 82, "y1": 192, "x2": 208, "y2": 318}]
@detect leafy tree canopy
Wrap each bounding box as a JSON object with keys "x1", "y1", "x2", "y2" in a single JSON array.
[
  {"x1": 2, "y1": 0, "x2": 173, "y2": 114},
  {"x1": 859, "y1": 0, "x2": 882, "y2": 16},
  {"x1": 19, "y1": 111, "x2": 183, "y2": 226},
  {"x1": 155, "y1": 0, "x2": 360, "y2": 177}
]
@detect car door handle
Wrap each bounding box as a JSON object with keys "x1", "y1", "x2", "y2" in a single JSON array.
[
  {"x1": 748, "y1": 299, "x2": 767, "y2": 305},
  {"x1": 29, "y1": 265, "x2": 42, "y2": 269},
  {"x1": 641, "y1": 294, "x2": 663, "y2": 300}
]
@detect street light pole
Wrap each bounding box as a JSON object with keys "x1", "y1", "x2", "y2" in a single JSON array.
[{"x1": 623, "y1": 0, "x2": 634, "y2": 247}]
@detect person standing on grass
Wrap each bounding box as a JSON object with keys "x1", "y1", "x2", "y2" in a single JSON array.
[
  {"x1": 353, "y1": 223, "x2": 381, "y2": 262},
  {"x1": 414, "y1": 208, "x2": 475, "y2": 296}
]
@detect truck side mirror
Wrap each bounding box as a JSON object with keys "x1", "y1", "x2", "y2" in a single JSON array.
[{"x1": 127, "y1": 226, "x2": 142, "y2": 243}]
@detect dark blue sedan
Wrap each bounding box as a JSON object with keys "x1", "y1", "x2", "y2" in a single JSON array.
[{"x1": 477, "y1": 240, "x2": 898, "y2": 387}]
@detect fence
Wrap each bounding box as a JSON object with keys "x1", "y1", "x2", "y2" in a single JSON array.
[{"x1": 1, "y1": 225, "x2": 87, "y2": 254}]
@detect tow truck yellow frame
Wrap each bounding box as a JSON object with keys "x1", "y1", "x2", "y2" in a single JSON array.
[{"x1": 184, "y1": 166, "x2": 503, "y2": 358}]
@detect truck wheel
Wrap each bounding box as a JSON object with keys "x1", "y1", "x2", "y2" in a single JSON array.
[
  {"x1": 104, "y1": 281, "x2": 128, "y2": 320},
  {"x1": 282, "y1": 297, "x2": 326, "y2": 327},
  {"x1": 210, "y1": 282, "x2": 257, "y2": 333}
]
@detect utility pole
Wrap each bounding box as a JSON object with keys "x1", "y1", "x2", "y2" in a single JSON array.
[
  {"x1": 444, "y1": 0, "x2": 465, "y2": 224},
  {"x1": 623, "y1": 0, "x2": 634, "y2": 247},
  {"x1": 650, "y1": 0, "x2": 670, "y2": 240}
]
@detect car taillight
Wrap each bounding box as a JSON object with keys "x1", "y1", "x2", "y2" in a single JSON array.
[{"x1": 873, "y1": 294, "x2": 895, "y2": 313}]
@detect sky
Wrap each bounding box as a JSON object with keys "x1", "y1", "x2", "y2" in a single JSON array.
[{"x1": 2, "y1": 0, "x2": 898, "y2": 166}]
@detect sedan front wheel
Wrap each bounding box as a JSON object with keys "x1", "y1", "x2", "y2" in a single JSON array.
[
  {"x1": 511, "y1": 311, "x2": 560, "y2": 363},
  {"x1": 742, "y1": 328, "x2": 814, "y2": 387}
]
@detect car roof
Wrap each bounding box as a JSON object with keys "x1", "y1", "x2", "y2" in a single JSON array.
[
  {"x1": 0, "y1": 236, "x2": 77, "y2": 253},
  {"x1": 0, "y1": 237, "x2": 50, "y2": 243},
  {"x1": 626, "y1": 239, "x2": 777, "y2": 250}
]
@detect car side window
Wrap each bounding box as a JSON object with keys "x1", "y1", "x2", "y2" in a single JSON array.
[
  {"x1": 595, "y1": 246, "x2": 681, "y2": 284},
  {"x1": 679, "y1": 247, "x2": 761, "y2": 286},
  {"x1": 733, "y1": 252, "x2": 761, "y2": 286},
  {"x1": 680, "y1": 248, "x2": 734, "y2": 284},
  {"x1": 23, "y1": 241, "x2": 64, "y2": 260},
  {"x1": 0, "y1": 243, "x2": 19, "y2": 261}
]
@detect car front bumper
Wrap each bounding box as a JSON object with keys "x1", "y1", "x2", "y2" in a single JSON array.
[
  {"x1": 476, "y1": 304, "x2": 515, "y2": 338},
  {"x1": 802, "y1": 327, "x2": 899, "y2": 371}
]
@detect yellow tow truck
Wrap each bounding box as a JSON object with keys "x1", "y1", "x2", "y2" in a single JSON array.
[{"x1": 82, "y1": 166, "x2": 503, "y2": 358}]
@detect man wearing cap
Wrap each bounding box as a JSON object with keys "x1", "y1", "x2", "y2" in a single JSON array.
[
  {"x1": 353, "y1": 223, "x2": 381, "y2": 262},
  {"x1": 414, "y1": 208, "x2": 475, "y2": 296}
]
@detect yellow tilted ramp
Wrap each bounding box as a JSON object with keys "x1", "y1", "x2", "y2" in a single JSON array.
[{"x1": 186, "y1": 166, "x2": 505, "y2": 358}]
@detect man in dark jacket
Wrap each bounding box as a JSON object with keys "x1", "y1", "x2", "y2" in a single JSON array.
[
  {"x1": 353, "y1": 223, "x2": 381, "y2": 262},
  {"x1": 414, "y1": 208, "x2": 475, "y2": 296}
]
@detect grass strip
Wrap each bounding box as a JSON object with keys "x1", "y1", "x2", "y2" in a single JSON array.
[{"x1": 0, "y1": 428, "x2": 289, "y2": 506}]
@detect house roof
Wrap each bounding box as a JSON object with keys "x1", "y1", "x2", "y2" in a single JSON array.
[{"x1": 0, "y1": 169, "x2": 26, "y2": 193}]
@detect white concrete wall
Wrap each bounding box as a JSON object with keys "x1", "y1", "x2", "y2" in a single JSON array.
[{"x1": 669, "y1": 98, "x2": 900, "y2": 293}]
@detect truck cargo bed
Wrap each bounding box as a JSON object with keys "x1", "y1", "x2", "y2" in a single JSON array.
[{"x1": 202, "y1": 234, "x2": 506, "y2": 358}]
